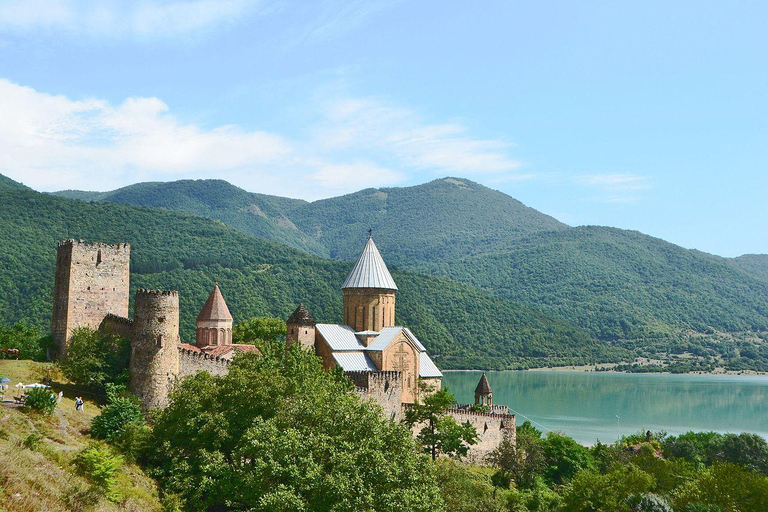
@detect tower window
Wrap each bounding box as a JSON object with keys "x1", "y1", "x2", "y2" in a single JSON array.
[{"x1": 96, "y1": 250, "x2": 102, "y2": 266}]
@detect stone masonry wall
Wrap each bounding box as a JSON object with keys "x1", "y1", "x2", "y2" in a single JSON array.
[
  {"x1": 447, "y1": 409, "x2": 516, "y2": 464},
  {"x1": 343, "y1": 288, "x2": 396, "y2": 332},
  {"x1": 51, "y1": 240, "x2": 130, "y2": 357},
  {"x1": 99, "y1": 313, "x2": 134, "y2": 340},
  {"x1": 178, "y1": 347, "x2": 232, "y2": 378},
  {"x1": 129, "y1": 290, "x2": 180, "y2": 411},
  {"x1": 348, "y1": 370, "x2": 404, "y2": 422}
]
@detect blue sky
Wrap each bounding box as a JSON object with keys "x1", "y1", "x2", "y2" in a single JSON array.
[{"x1": 0, "y1": 1, "x2": 765, "y2": 257}]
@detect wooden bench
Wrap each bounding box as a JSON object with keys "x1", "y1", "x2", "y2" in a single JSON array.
[{"x1": 13, "y1": 396, "x2": 25, "y2": 404}]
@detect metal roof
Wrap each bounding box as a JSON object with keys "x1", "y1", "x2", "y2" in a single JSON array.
[
  {"x1": 420, "y1": 353, "x2": 443, "y2": 378},
  {"x1": 403, "y1": 328, "x2": 426, "y2": 352},
  {"x1": 333, "y1": 352, "x2": 378, "y2": 372},
  {"x1": 342, "y1": 236, "x2": 398, "y2": 290},
  {"x1": 316, "y1": 324, "x2": 365, "y2": 351},
  {"x1": 365, "y1": 326, "x2": 404, "y2": 351}
]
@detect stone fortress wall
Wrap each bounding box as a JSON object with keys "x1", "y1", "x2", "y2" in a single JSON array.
[
  {"x1": 178, "y1": 347, "x2": 232, "y2": 378},
  {"x1": 53, "y1": 240, "x2": 515, "y2": 460},
  {"x1": 51, "y1": 240, "x2": 130, "y2": 355}
]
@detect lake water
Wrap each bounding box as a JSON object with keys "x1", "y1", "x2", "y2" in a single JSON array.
[{"x1": 443, "y1": 371, "x2": 768, "y2": 445}]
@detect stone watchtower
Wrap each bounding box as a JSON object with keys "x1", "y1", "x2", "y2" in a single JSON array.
[
  {"x1": 51, "y1": 239, "x2": 130, "y2": 357},
  {"x1": 286, "y1": 303, "x2": 316, "y2": 350},
  {"x1": 129, "y1": 289, "x2": 180, "y2": 410},
  {"x1": 195, "y1": 283, "x2": 233, "y2": 347},
  {"x1": 342, "y1": 233, "x2": 398, "y2": 332},
  {"x1": 475, "y1": 372, "x2": 493, "y2": 406}
]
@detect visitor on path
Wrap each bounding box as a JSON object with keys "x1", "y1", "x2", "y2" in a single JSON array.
[
  {"x1": 75, "y1": 397, "x2": 84, "y2": 412},
  {"x1": 57, "y1": 391, "x2": 63, "y2": 403}
]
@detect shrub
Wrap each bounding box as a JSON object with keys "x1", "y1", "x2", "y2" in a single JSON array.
[
  {"x1": 91, "y1": 385, "x2": 145, "y2": 444},
  {"x1": 59, "y1": 327, "x2": 129, "y2": 392},
  {"x1": 23, "y1": 386, "x2": 56, "y2": 414},
  {"x1": 73, "y1": 444, "x2": 125, "y2": 502}
]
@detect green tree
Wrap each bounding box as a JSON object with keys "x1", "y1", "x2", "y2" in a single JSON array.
[
  {"x1": 146, "y1": 342, "x2": 442, "y2": 511},
  {"x1": 673, "y1": 462, "x2": 768, "y2": 511},
  {"x1": 404, "y1": 384, "x2": 478, "y2": 461},
  {"x1": 434, "y1": 459, "x2": 509, "y2": 512},
  {"x1": 0, "y1": 321, "x2": 48, "y2": 361},
  {"x1": 90, "y1": 384, "x2": 146, "y2": 458},
  {"x1": 541, "y1": 431, "x2": 596, "y2": 485},
  {"x1": 488, "y1": 421, "x2": 546, "y2": 489},
  {"x1": 23, "y1": 386, "x2": 56, "y2": 414},
  {"x1": 232, "y1": 316, "x2": 286, "y2": 345},
  {"x1": 561, "y1": 464, "x2": 654, "y2": 512},
  {"x1": 58, "y1": 327, "x2": 130, "y2": 392}
]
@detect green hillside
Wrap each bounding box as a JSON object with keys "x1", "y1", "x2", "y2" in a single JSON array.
[
  {"x1": 731, "y1": 254, "x2": 768, "y2": 283},
  {"x1": 0, "y1": 182, "x2": 618, "y2": 370},
  {"x1": 431, "y1": 226, "x2": 768, "y2": 343},
  {"x1": 286, "y1": 177, "x2": 568, "y2": 263},
  {"x1": 54, "y1": 180, "x2": 330, "y2": 258},
  {"x1": 0, "y1": 173, "x2": 31, "y2": 190}
]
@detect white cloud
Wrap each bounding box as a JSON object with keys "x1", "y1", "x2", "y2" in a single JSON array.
[
  {"x1": 312, "y1": 97, "x2": 522, "y2": 176},
  {"x1": 0, "y1": 0, "x2": 261, "y2": 39},
  {"x1": 576, "y1": 173, "x2": 651, "y2": 203},
  {"x1": 0, "y1": 79, "x2": 523, "y2": 197}
]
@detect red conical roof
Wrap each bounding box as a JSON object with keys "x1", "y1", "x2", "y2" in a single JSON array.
[
  {"x1": 475, "y1": 372, "x2": 492, "y2": 395},
  {"x1": 197, "y1": 283, "x2": 233, "y2": 322}
]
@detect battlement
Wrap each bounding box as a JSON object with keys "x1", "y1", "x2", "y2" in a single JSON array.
[
  {"x1": 178, "y1": 346, "x2": 232, "y2": 378},
  {"x1": 346, "y1": 370, "x2": 402, "y2": 390},
  {"x1": 448, "y1": 406, "x2": 515, "y2": 420},
  {"x1": 103, "y1": 313, "x2": 133, "y2": 326},
  {"x1": 136, "y1": 289, "x2": 179, "y2": 297},
  {"x1": 57, "y1": 239, "x2": 130, "y2": 250}
]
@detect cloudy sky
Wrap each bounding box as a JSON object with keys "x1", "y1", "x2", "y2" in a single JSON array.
[{"x1": 0, "y1": 1, "x2": 765, "y2": 257}]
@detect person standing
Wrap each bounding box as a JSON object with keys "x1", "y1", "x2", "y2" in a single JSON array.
[{"x1": 75, "y1": 396, "x2": 84, "y2": 412}]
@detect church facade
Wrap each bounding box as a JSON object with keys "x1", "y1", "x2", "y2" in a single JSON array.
[{"x1": 286, "y1": 234, "x2": 442, "y2": 405}]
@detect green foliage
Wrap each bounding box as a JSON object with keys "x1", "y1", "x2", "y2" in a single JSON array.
[
  {"x1": 561, "y1": 464, "x2": 654, "y2": 512},
  {"x1": 541, "y1": 431, "x2": 596, "y2": 485},
  {"x1": 0, "y1": 321, "x2": 48, "y2": 361},
  {"x1": 23, "y1": 386, "x2": 56, "y2": 414},
  {"x1": 23, "y1": 431, "x2": 44, "y2": 449},
  {"x1": 232, "y1": 316, "x2": 286, "y2": 344},
  {"x1": 145, "y1": 343, "x2": 442, "y2": 511},
  {"x1": 488, "y1": 421, "x2": 546, "y2": 490},
  {"x1": 663, "y1": 431, "x2": 768, "y2": 474},
  {"x1": 434, "y1": 459, "x2": 509, "y2": 512},
  {"x1": 405, "y1": 384, "x2": 478, "y2": 461},
  {"x1": 91, "y1": 384, "x2": 146, "y2": 453},
  {"x1": 58, "y1": 327, "x2": 129, "y2": 392},
  {"x1": 673, "y1": 462, "x2": 768, "y2": 511},
  {"x1": 73, "y1": 443, "x2": 125, "y2": 502}
]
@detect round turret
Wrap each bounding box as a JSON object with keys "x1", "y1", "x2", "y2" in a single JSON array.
[{"x1": 129, "y1": 289, "x2": 180, "y2": 410}]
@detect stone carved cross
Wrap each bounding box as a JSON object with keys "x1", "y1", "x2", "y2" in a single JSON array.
[{"x1": 391, "y1": 342, "x2": 410, "y2": 373}]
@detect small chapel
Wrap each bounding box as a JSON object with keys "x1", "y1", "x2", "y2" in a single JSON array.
[{"x1": 285, "y1": 233, "x2": 443, "y2": 404}]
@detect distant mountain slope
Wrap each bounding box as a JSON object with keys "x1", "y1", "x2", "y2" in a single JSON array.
[
  {"x1": 286, "y1": 177, "x2": 568, "y2": 263},
  {"x1": 0, "y1": 174, "x2": 30, "y2": 190},
  {"x1": 54, "y1": 180, "x2": 330, "y2": 258},
  {"x1": 731, "y1": 254, "x2": 768, "y2": 283},
  {"x1": 431, "y1": 226, "x2": 768, "y2": 342},
  {"x1": 2, "y1": 182, "x2": 617, "y2": 369}
]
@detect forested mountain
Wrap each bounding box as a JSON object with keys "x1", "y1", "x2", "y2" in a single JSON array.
[
  {"x1": 429, "y1": 227, "x2": 768, "y2": 343},
  {"x1": 55, "y1": 180, "x2": 329, "y2": 258},
  {"x1": 53, "y1": 176, "x2": 768, "y2": 350},
  {"x1": 2, "y1": 175, "x2": 619, "y2": 369}
]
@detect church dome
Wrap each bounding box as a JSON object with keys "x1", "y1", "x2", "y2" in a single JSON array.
[{"x1": 342, "y1": 234, "x2": 398, "y2": 290}]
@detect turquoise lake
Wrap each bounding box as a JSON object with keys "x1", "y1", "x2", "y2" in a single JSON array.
[{"x1": 443, "y1": 371, "x2": 768, "y2": 445}]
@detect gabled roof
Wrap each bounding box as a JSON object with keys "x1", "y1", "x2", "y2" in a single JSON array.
[
  {"x1": 197, "y1": 283, "x2": 233, "y2": 322},
  {"x1": 475, "y1": 372, "x2": 492, "y2": 395},
  {"x1": 287, "y1": 303, "x2": 315, "y2": 326},
  {"x1": 342, "y1": 235, "x2": 398, "y2": 290},
  {"x1": 365, "y1": 326, "x2": 404, "y2": 351},
  {"x1": 420, "y1": 353, "x2": 443, "y2": 378},
  {"x1": 333, "y1": 352, "x2": 378, "y2": 372},
  {"x1": 316, "y1": 324, "x2": 365, "y2": 351}
]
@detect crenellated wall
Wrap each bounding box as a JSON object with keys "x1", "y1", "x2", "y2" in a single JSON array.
[
  {"x1": 178, "y1": 347, "x2": 232, "y2": 378},
  {"x1": 100, "y1": 313, "x2": 133, "y2": 340},
  {"x1": 447, "y1": 408, "x2": 516, "y2": 464},
  {"x1": 347, "y1": 370, "x2": 404, "y2": 421}
]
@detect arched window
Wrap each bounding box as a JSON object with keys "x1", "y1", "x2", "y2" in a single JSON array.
[{"x1": 211, "y1": 329, "x2": 218, "y2": 345}]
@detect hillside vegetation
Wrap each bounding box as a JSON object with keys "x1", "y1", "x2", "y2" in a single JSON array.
[
  {"x1": 51, "y1": 176, "x2": 768, "y2": 370},
  {"x1": 1, "y1": 177, "x2": 620, "y2": 370}
]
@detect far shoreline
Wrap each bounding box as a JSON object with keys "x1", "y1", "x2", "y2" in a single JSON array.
[{"x1": 444, "y1": 363, "x2": 768, "y2": 377}]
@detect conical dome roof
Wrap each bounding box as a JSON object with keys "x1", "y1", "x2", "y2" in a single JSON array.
[
  {"x1": 197, "y1": 283, "x2": 233, "y2": 322},
  {"x1": 475, "y1": 372, "x2": 492, "y2": 395},
  {"x1": 287, "y1": 303, "x2": 315, "y2": 326},
  {"x1": 342, "y1": 235, "x2": 398, "y2": 290}
]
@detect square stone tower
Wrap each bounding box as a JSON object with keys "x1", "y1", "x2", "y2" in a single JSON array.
[{"x1": 51, "y1": 239, "x2": 131, "y2": 357}]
